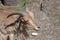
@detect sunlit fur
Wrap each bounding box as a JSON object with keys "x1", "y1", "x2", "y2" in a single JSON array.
[
  {"x1": 24, "y1": 10, "x2": 39, "y2": 30},
  {"x1": 7, "y1": 10, "x2": 39, "y2": 31},
  {"x1": 5, "y1": 10, "x2": 40, "y2": 40},
  {"x1": 0, "y1": 8, "x2": 39, "y2": 40},
  {"x1": 0, "y1": 8, "x2": 18, "y2": 40}
]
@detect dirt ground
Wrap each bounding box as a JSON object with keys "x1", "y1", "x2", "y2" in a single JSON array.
[{"x1": 26, "y1": 0, "x2": 60, "y2": 40}]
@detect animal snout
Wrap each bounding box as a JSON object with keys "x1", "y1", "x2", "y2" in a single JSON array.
[
  {"x1": 37, "y1": 26, "x2": 40, "y2": 28},
  {"x1": 35, "y1": 26, "x2": 40, "y2": 31}
]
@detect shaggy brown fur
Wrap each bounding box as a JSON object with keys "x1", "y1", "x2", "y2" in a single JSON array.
[
  {"x1": 0, "y1": 8, "x2": 19, "y2": 40},
  {"x1": 0, "y1": 8, "x2": 39, "y2": 40},
  {"x1": 5, "y1": 10, "x2": 40, "y2": 40}
]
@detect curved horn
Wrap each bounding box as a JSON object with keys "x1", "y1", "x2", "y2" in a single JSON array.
[{"x1": 7, "y1": 13, "x2": 24, "y2": 18}]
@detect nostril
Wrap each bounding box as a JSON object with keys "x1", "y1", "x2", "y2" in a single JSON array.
[{"x1": 38, "y1": 27, "x2": 40, "y2": 28}]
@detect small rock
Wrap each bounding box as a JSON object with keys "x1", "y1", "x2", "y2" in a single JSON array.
[{"x1": 32, "y1": 32, "x2": 38, "y2": 36}]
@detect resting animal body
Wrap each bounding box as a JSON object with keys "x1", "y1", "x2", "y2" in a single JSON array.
[{"x1": 0, "y1": 8, "x2": 40, "y2": 40}]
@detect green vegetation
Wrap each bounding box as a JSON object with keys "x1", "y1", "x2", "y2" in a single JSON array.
[{"x1": 0, "y1": 0, "x2": 31, "y2": 12}]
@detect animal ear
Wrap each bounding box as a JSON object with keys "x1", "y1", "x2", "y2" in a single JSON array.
[{"x1": 26, "y1": 10, "x2": 34, "y2": 19}]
